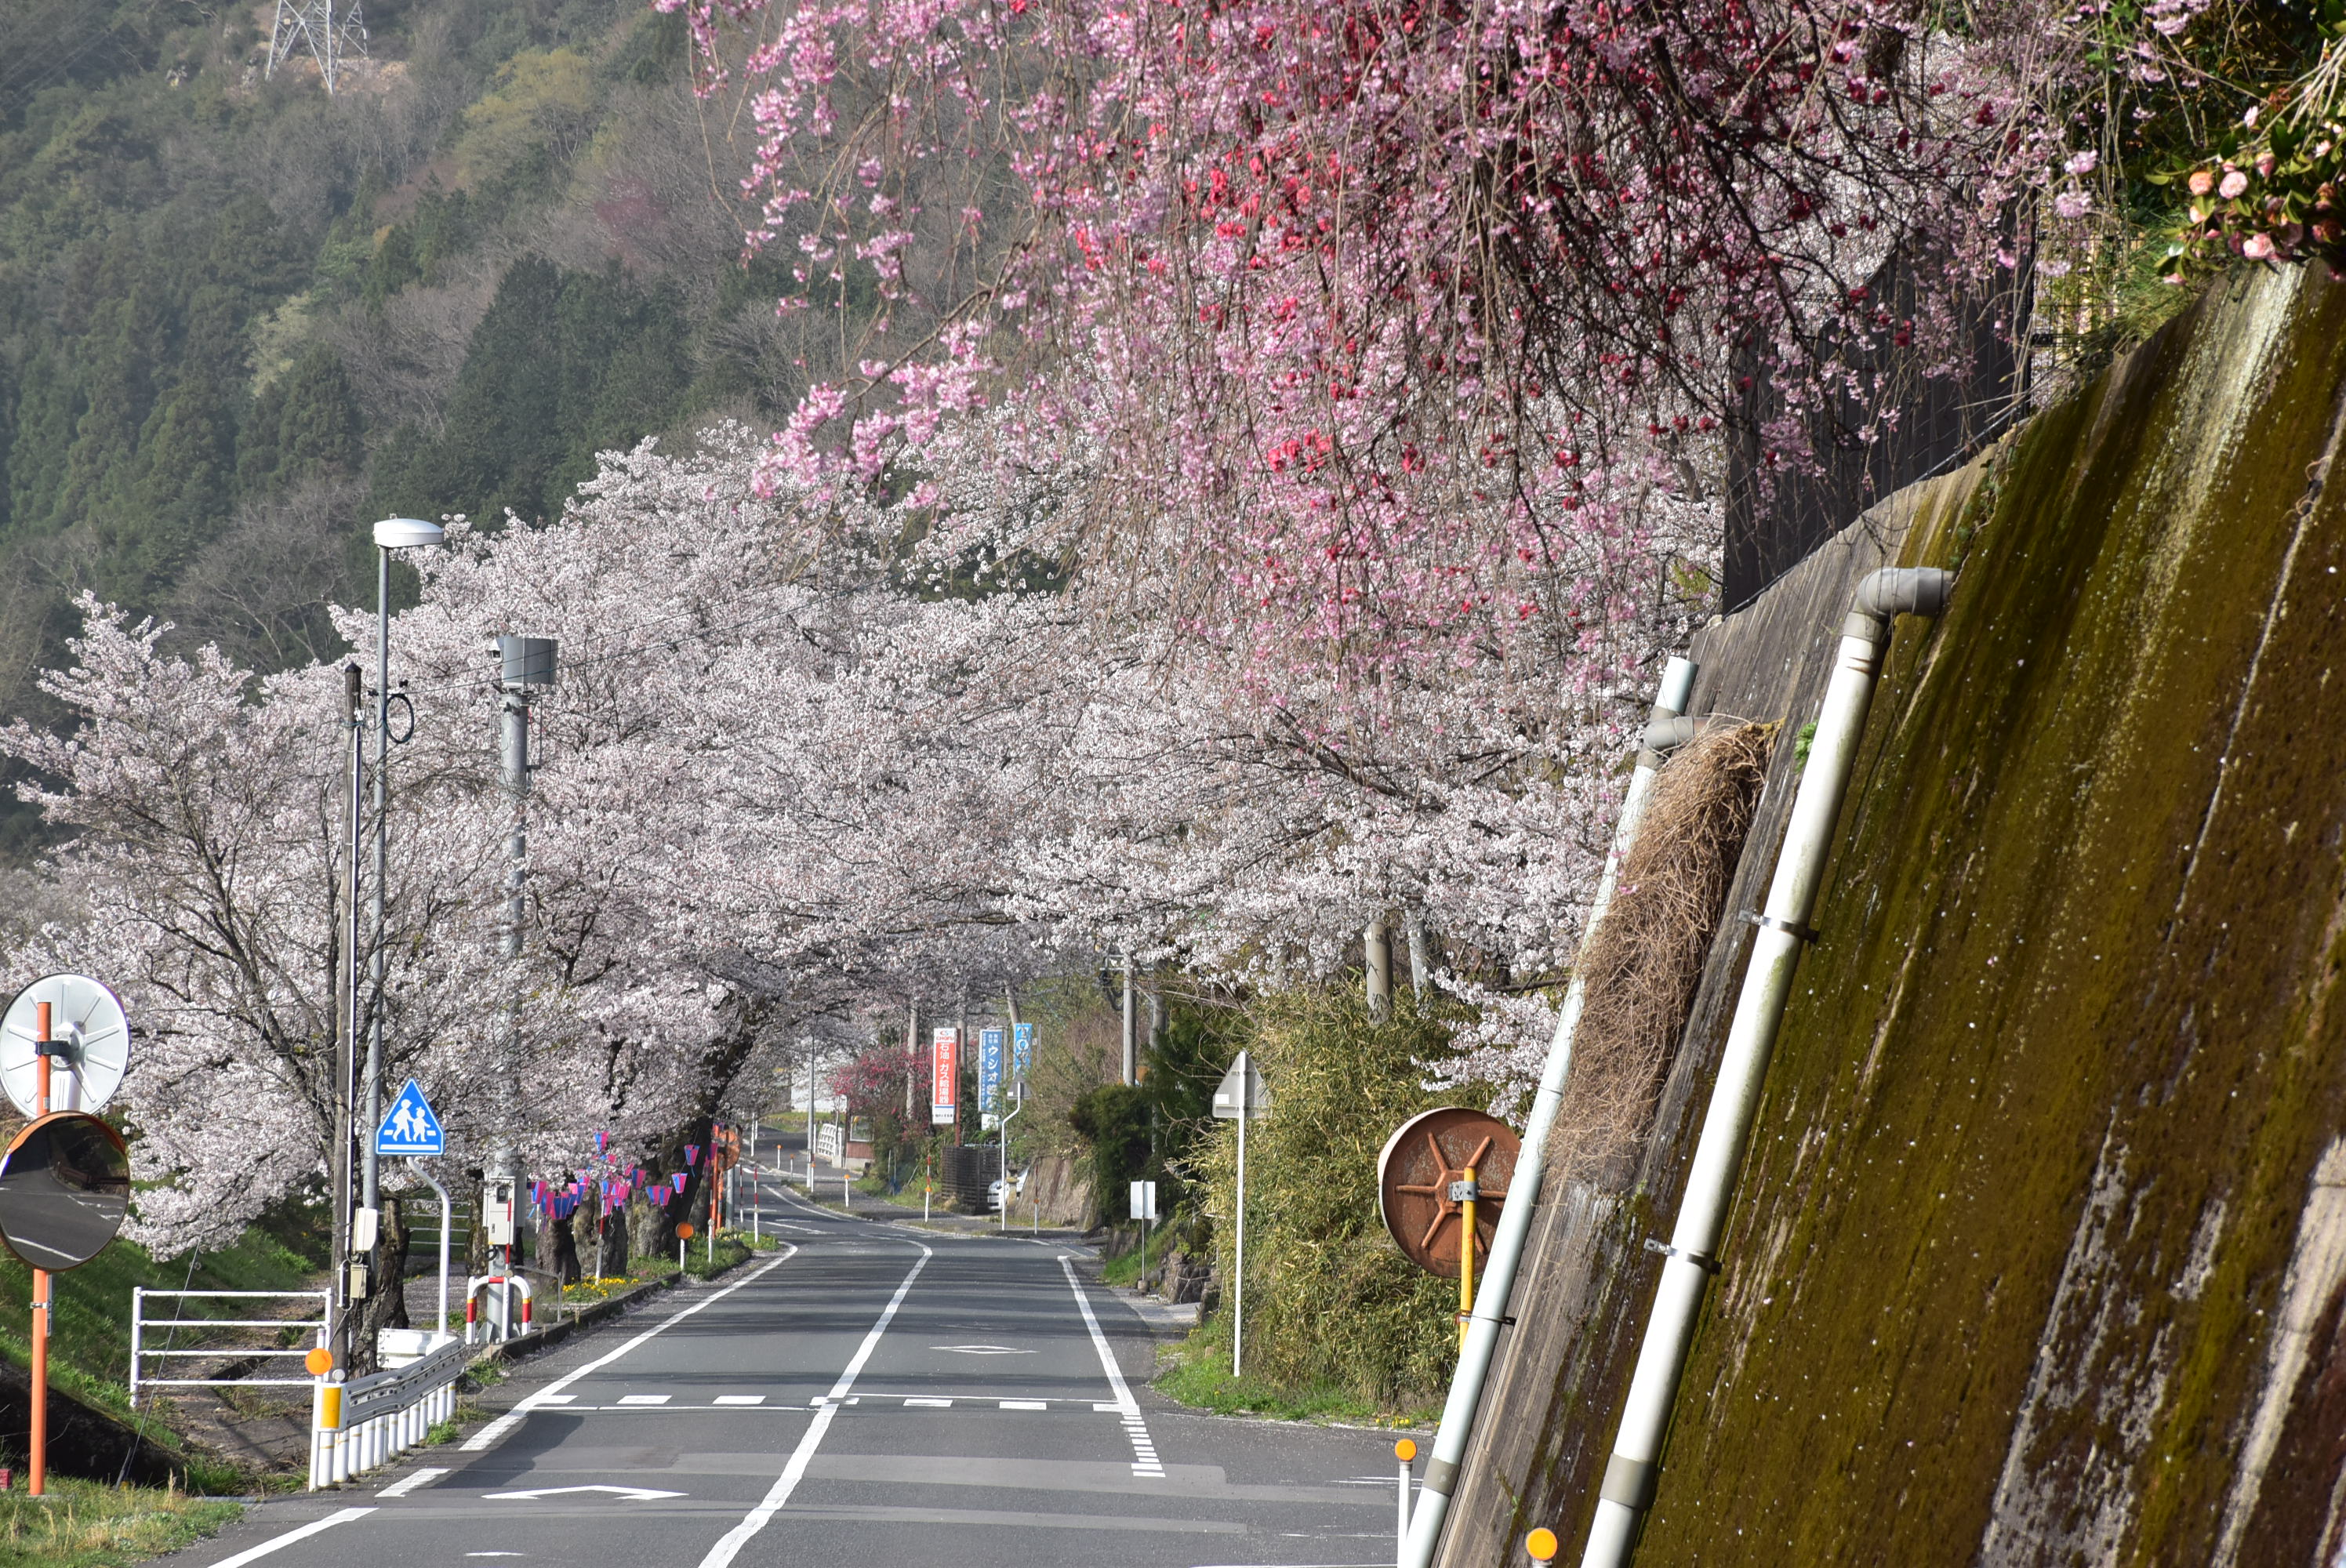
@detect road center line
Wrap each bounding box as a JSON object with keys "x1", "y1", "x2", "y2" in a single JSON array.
[
  {"x1": 459, "y1": 1243, "x2": 798, "y2": 1452},
  {"x1": 694, "y1": 1239, "x2": 934, "y2": 1568},
  {"x1": 202, "y1": 1506, "x2": 374, "y2": 1568}
]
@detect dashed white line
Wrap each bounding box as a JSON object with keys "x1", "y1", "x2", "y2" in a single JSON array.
[
  {"x1": 459, "y1": 1243, "x2": 798, "y2": 1452},
  {"x1": 695, "y1": 1239, "x2": 933, "y2": 1568},
  {"x1": 904, "y1": 1396, "x2": 953, "y2": 1407},
  {"x1": 714, "y1": 1395, "x2": 765, "y2": 1406},
  {"x1": 999, "y1": 1399, "x2": 1048, "y2": 1410}
]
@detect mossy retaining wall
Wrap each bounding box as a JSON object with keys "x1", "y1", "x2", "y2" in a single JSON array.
[{"x1": 1441, "y1": 263, "x2": 2346, "y2": 1566}]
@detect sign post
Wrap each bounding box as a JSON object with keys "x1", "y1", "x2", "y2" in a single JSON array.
[
  {"x1": 375, "y1": 1080, "x2": 448, "y2": 1344},
  {"x1": 0, "y1": 975, "x2": 135, "y2": 1495},
  {"x1": 1129, "y1": 1179, "x2": 1159, "y2": 1287},
  {"x1": 1212, "y1": 1051, "x2": 1272, "y2": 1377}
]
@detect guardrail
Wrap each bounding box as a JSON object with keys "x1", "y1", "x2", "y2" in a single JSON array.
[
  {"x1": 310, "y1": 1334, "x2": 464, "y2": 1489},
  {"x1": 129, "y1": 1289, "x2": 329, "y2": 1407}
]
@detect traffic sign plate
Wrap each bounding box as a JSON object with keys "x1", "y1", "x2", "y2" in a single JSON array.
[
  {"x1": 1211, "y1": 1058, "x2": 1271, "y2": 1119},
  {"x1": 0, "y1": 974, "x2": 130, "y2": 1120},
  {"x1": 376, "y1": 1080, "x2": 444, "y2": 1156}
]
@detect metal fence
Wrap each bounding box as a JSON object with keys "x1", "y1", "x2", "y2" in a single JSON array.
[{"x1": 129, "y1": 1289, "x2": 329, "y2": 1407}]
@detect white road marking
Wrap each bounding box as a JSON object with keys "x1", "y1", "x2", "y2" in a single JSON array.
[
  {"x1": 905, "y1": 1396, "x2": 953, "y2": 1407},
  {"x1": 695, "y1": 1240, "x2": 934, "y2": 1568},
  {"x1": 1091, "y1": 1402, "x2": 1124, "y2": 1414},
  {"x1": 484, "y1": 1484, "x2": 682, "y2": 1502},
  {"x1": 1057, "y1": 1254, "x2": 1166, "y2": 1479},
  {"x1": 459, "y1": 1244, "x2": 797, "y2": 1452},
  {"x1": 616, "y1": 1394, "x2": 670, "y2": 1406},
  {"x1": 932, "y1": 1343, "x2": 1032, "y2": 1355},
  {"x1": 713, "y1": 1395, "x2": 765, "y2": 1406},
  {"x1": 375, "y1": 1467, "x2": 447, "y2": 1498},
  {"x1": 536, "y1": 1394, "x2": 576, "y2": 1406},
  {"x1": 999, "y1": 1399, "x2": 1048, "y2": 1410},
  {"x1": 202, "y1": 1506, "x2": 375, "y2": 1567}
]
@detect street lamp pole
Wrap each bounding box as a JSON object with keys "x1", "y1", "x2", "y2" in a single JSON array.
[{"x1": 361, "y1": 518, "x2": 444, "y2": 1231}]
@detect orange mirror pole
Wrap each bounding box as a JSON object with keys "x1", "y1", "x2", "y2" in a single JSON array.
[
  {"x1": 1526, "y1": 1526, "x2": 1560, "y2": 1561},
  {"x1": 29, "y1": 1000, "x2": 51, "y2": 1497}
]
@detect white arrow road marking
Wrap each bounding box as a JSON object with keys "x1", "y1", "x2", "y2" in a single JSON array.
[
  {"x1": 695, "y1": 1238, "x2": 933, "y2": 1568},
  {"x1": 459, "y1": 1243, "x2": 797, "y2": 1452},
  {"x1": 483, "y1": 1484, "x2": 683, "y2": 1502},
  {"x1": 930, "y1": 1344, "x2": 1032, "y2": 1354},
  {"x1": 202, "y1": 1506, "x2": 375, "y2": 1567}
]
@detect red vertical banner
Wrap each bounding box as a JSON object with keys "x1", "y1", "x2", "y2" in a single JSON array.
[{"x1": 931, "y1": 1026, "x2": 960, "y2": 1125}]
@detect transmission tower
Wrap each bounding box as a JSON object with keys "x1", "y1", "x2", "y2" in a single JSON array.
[{"x1": 267, "y1": 0, "x2": 369, "y2": 94}]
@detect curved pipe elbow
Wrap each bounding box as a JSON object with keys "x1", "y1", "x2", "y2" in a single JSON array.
[
  {"x1": 1854, "y1": 567, "x2": 1952, "y2": 619},
  {"x1": 1643, "y1": 713, "x2": 1708, "y2": 755}
]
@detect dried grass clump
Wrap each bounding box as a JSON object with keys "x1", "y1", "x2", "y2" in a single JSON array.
[{"x1": 1549, "y1": 720, "x2": 1775, "y2": 1184}]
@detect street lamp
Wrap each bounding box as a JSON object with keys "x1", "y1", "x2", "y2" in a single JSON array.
[{"x1": 358, "y1": 519, "x2": 444, "y2": 1240}]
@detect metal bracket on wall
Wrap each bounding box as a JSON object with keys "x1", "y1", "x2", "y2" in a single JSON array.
[
  {"x1": 1643, "y1": 1237, "x2": 1722, "y2": 1274},
  {"x1": 1739, "y1": 909, "x2": 1819, "y2": 942}
]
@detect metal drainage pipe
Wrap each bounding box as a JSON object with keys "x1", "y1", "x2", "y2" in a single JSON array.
[
  {"x1": 1399, "y1": 655, "x2": 1701, "y2": 1568},
  {"x1": 1578, "y1": 566, "x2": 1948, "y2": 1568}
]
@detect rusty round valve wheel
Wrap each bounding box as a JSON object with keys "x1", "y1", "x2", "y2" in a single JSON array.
[{"x1": 1376, "y1": 1106, "x2": 1520, "y2": 1279}]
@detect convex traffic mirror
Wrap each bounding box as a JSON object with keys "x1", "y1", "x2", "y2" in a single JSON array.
[{"x1": 0, "y1": 1112, "x2": 130, "y2": 1271}]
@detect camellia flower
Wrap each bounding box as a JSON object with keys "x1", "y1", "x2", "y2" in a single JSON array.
[
  {"x1": 2190, "y1": 169, "x2": 2216, "y2": 196},
  {"x1": 2220, "y1": 169, "x2": 2250, "y2": 199},
  {"x1": 2243, "y1": 232, "x2": 2275, "y2": 260}
]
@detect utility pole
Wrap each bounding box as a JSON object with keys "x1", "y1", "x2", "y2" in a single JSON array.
[
  {"x1": 904, "y1": 1000, "x2": 917, "y2": 1119},
  {"x1": 1120, "y1": 954, "x2": 1136, "y2": 1086},
  {"x1": 335, "y1": 662, "x2": 362, "y2": 1363},
  {"x1": 491, "y1": 636, "x2": 554, "y2": 1304}
]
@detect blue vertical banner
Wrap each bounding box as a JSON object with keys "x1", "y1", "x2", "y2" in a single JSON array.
[
  {"x1": 1012, "y1": 1021, "x2": 1033, "y2": 1087},
  {"x1": 979, "y1": 1027, "x2": 1006, "y2": 1130}
]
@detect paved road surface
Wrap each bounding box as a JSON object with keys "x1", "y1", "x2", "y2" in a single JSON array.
[{"x1": 179, "y1": 1182, "x2": 1412, "y2": 1568}]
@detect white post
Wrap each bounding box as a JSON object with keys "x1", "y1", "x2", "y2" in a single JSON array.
[
  {"x1": 129, "y1": 1288, "x2": 143, "y2": 1409},
  {"x1": 1398, "y1": 1447, "x2": 1413, "y2": 1563},
  {"x1": 750, "y1": 1120, "x2": 760, "y2": 1240},
  {"x1": 1234, "y1": 1049, "x2": 1249, "y2": 1377},
  {"x1": 410, "y1": 1160, "x2": 452, "y2": 1338}
]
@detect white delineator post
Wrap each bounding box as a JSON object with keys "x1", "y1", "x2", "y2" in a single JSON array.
[
  {"x1": 1579, "y1": 569, "x2": 1946, "y2": 1567},
  {"x1": 1396, "y1": 1438, "x2": 1418, "y2": 1564},
  {"x1": 1397, "y1": 655, "x2": 1698, "y2": 1567}
]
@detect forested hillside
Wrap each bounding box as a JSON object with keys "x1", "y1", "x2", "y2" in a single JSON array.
[{"x1": 0, "y1": 0, "x2": 815, "y2": 850}]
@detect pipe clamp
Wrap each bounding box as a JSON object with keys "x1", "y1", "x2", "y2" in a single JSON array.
[
  {"x1": 1600, "y1": 1453, "x2": 1660, "y2": 1512},
  {"x1": 1739, "y1": 909, "x2": 1818, "y2": 942},
  {"x1": 1643, "y1": 1236, "x2": 1721, "y2": 1274}
]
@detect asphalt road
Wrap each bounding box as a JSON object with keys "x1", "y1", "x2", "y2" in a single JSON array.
[{"x1": 178, "y1": 1181, "x2": 1414, "y2": 1568}]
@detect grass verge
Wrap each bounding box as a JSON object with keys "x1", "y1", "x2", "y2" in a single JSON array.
[
  {"x1": 1153, "y1": 1315, "x2": 1438, "y2": 1428},
  {"x1": 0, "y1": 1478, "x2": 241, "y2": 1568}
]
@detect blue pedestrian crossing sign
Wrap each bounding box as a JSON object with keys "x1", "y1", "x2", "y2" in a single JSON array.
[{"x1": 376, "y1": 1079, "x2": 444, "y2": 1156}]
